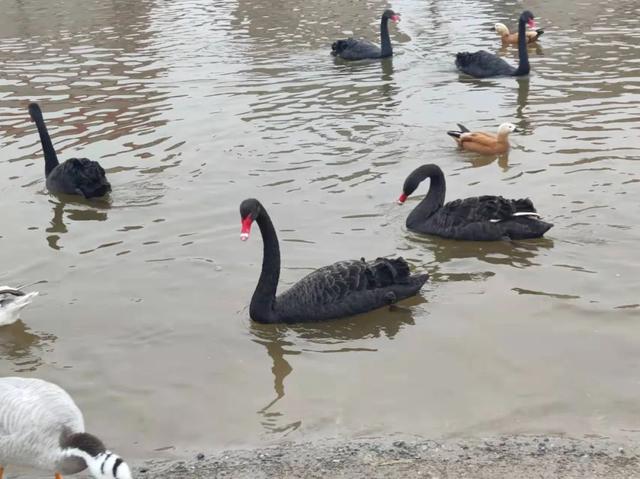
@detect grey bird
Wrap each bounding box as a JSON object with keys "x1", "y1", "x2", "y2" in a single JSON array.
[{"x1": 0, "y1": 377, "x2": 132, "y2": 479}]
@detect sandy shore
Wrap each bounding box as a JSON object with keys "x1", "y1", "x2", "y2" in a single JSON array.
[{"x1": 140, "y1": 435, "x2": 639, "y2": 478}]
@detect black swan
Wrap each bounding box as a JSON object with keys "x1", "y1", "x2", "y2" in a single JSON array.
[
  {"x1": 331, "y1": 9, "x2": 400, "y2": 60},
  {"x1": 240, "y1": 198, "x2": 428, "y2": 324},
  {"x1": 456, "y1": 11, "x2": 536, "y2": 78},
  {"x1": 28, "y1": 103, "x2": 111, "y2": 198},
  {"x1": 397, "y1": 164, "x2": 553, "y2": 241}
]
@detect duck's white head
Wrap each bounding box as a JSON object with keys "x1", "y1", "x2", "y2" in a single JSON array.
[
  {"x1": 497, "y1": 123, "x2": 518, "y2": 136},
  {"x1": 60, "y1": 432, "x2": 132, "y2": 479},
  {"x1": 494, "y1": 23, "x2": 509, "y2": 36}
]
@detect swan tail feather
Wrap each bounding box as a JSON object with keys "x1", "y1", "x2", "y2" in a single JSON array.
[
  {"x1": 367, "y1": 257, "x2": 412, "y2": 287},
  {"x1": 512, "y1": 198, "x2": 536, "y2": 213}
]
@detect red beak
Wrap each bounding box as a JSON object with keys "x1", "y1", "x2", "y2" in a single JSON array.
[
  {"x1": 397, "y1": 193, "x2": 408, "y2": 204},
  {"x1": 527, "y1": 19, "x2": 537, "y2": 28},
  {"x1": 241, "y1": 216, "x2": 253, "y2": 241},
  {"x1": 391, "y1": 14, "x2": 400, "y2": 22}
]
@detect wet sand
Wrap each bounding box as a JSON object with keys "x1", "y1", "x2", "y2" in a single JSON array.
[{"x1": 142, "y1": 435, "x2": 639, "y2": 478}]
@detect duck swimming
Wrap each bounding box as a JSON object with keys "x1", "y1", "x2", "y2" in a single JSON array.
[
  {"x1": 0, "y1": 377, "x2": 132, "y2": 479},
  {"x1": 494, "y1": 22, "x2": 543, "y2": 45},
  {"x1": 0, "y1": 287, "x2": 38, "y2": 327},
  {"x1": 397, "y1": 164, "x2": 553, "y2": 241},
  {"x1": 447, "y1": 122, "x2": 518, "y2": 155}
]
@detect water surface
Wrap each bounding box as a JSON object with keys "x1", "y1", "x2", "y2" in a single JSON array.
[{"x1": 1, "y1": 0, "x2": 639, "y2": 461}]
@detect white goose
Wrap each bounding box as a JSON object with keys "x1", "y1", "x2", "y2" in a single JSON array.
[
  {"x1": 0, "y1": 377, "x2": 132, "y2": 479},
  {"x1": 0, "y1": 287, "x2": 38, "y2": 327}
]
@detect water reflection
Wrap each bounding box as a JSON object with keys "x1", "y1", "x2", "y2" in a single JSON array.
[
  {"x1": 0, "y1": 0, "x2": 171, "y2": 171},
  {"x1": 46, "y1": 197, "x2": 110, "y2": 250},
  {"x1": 515, "y1": 77, "x2": 530, "y2": 122},
  {"x1": 0, "y1": 320, "x2": 56, "y2": 373},
  {"x1": 464, "y1": 152, "x2": 510, "y2": 170},
  {"x1": 250, "y1": 302, "x2": 420, "y2": 434},
  {"x1": 406, "y1": 234, "x2": 555, "y2": 282}
]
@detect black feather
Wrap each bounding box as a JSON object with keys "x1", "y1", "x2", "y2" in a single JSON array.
[
  {"x1": 402, "y1": 164, "x2": 553, "y2": 241},
  {"x1": 242, "y1": 198, "x2": 428, "y2": 324}
]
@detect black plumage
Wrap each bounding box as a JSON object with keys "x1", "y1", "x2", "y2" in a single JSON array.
[
  {"x1": 456, "y1": 11, "x2": 535, "y2": 78},
  {"x1": 28, "y1": 103, "x2": 111, "y2": 199},
  {"x1": 240, "y1": 199, "x2": 428, "y2": 324},
  {"x1": 398, "y1": 164, "x2": 553, "y2": 241},
  {"x1": 331, "y1": 9, "x2": 399, "y2": 61}
]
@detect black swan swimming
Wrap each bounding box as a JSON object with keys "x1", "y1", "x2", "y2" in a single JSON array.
[
  {"x1": 455, "y1": 11, "x2": 536, "y2": 78},
  {"x1": 240, "y1": 198, "x2": 428, "y2": 324},
  {"x1": 28, "y1": 103, "x2": 111, "y2": 198},
  {"x1": 397, "y1": 164, "x2": 553, "y2": 241},
  {"x1": 331, "y1": 9, "x2": 400, "y2": 60}
]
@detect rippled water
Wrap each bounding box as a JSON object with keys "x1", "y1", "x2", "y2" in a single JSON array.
[{"x1": 1, "y1": 0, "x2": 639, "y2": 461}]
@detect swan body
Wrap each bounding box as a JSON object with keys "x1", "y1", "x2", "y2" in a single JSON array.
[
  {"x1": 28, "y1": 103, "x2": 111, "y2": 199},
  {"x1": 0, "y1": 377, "x2": 131, "y2": 479},
  {"x1": 240, "y1": 198, "x2": 428, "y2": 324},
  {"x1": 447, "y1": 123, "x2": 517, "y2": 155},
  {"x1": 331, "y1": 9, "x2": 400, "y2": 60},
  {"x1": 0, "y1": 287, "x2": 38, "y2": 326},
  {"x1": 494, "y1": 22, "x2": 543, "y2": 44},
  {"x1": 456, "y1": 10, "x2": 536, "y2": 78},
  {"x1": 398, "y1": 164, "x2": 553, "y2": 241}
]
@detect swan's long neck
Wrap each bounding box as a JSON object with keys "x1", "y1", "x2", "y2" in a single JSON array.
[
  {"x1": 514, "y1": 16, "x2": 530, "y2": 76},
  {"x1": 380, "y1": 16, "x2": 392, "y2": 57},
  {"x1": 29, "y1": 106, "x2": 60, "y2": 177},
  {"x1": 250, "y1": 208, "x2": 280, "y2": 323},
  {"x1": 406, "y1": 165, "x2": 446, "y2": 228}
]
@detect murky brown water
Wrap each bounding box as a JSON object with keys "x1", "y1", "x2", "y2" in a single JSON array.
[{"x1": 1, "y1": 0, "x2": 639, "y2": 463}]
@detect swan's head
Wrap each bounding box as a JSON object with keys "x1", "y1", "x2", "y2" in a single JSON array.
[
  {"x1": 520, "y1": 10, "x2": 536, "y2": 29},
  {"x1": 494, "y1": 23, "x2": 509, "y2": 36},
  {"x1": 497, "y1": 123, "x2": 518, "y2": 136},
  {"x1": 399, "y1": 173, "x2": 421, "y2": 204},
  {"x1": 397, "y1": 164, "x2": 443, "y2": 205},
  {"x1": 239, "y1": 198, "x2": 262, "y2": 241},
  {"x1": 60, "y1": 433, "x2": 132, "y2": 479},
  {"x1": 383, "y1": 9, "x2": 400, "y2": 23},
  {"x1": 28, "y1": 102, "x2": 44, "y2": 122}
]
